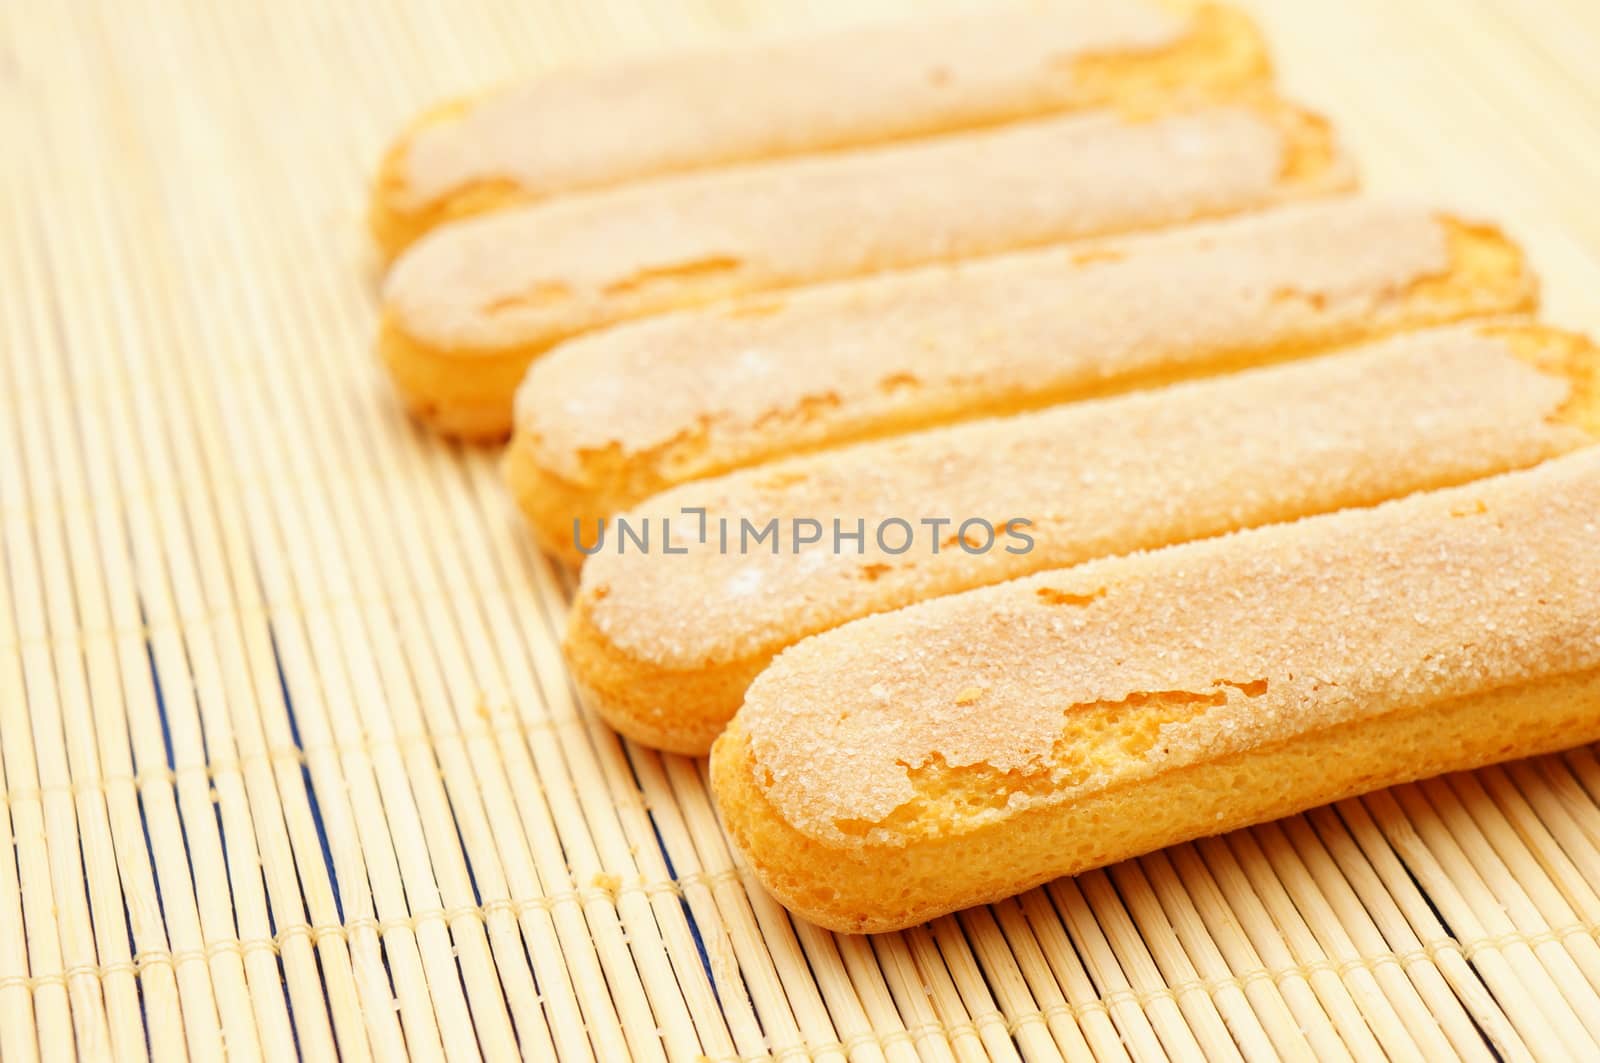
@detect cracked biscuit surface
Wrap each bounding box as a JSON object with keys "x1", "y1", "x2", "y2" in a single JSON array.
[{"x1": 712, "y1": 450, "x2": 1600, "y2": 932}]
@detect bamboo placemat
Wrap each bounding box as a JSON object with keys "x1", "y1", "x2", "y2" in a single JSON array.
[{"x1": 5, "y1": 0, "x2": 1600, "y2": 1059}]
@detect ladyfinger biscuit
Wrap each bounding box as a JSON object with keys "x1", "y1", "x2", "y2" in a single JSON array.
[
  {"x1": 712, "y1": 448, "x2": 1600, "y2": 933},
  {"x1": 510, "y1": 200, "x2": 1536, "y2": 561},
  {"x1": 370, "y1": 2, "x2": 1270, "y2": 259},
  {"x1": 383, "y1": 95, "x2": 1351, "y2": 438},
  {"x1": 570, "y1": 323, "x2": 1600, "y2": 754}
]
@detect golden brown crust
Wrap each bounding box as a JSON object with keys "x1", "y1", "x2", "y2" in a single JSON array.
[
  {"x1": 369, "y1": 3, "x2": 1270, "y2": 261},
  {"x1": 512, "y1": 203, "x2": 1535, "y2": 562},
  {"x1": 711, "y1": 450, "x2": 1600, "y2": 931},
  {"x1": 568, "y1": 324, "x2": 1597, "y2": 754},
  {"x1": 713, "y1": 669, "x2": 1600, "y2": 933},
  {"x1": 382, "y1": 95, "x2": 1352, "y2": 438}
]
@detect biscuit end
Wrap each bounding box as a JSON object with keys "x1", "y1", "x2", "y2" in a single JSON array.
[
  {"x1": 710, "y1": 723, "x2": 899, "y2": 933},
  {"x1": 369, "y1": 95, "x2": 528, "y2": 264},
  {"x1": 1482, "y1": 323, "x2": 1600, "y2": 436},
  {"x1": 566, "y1": 590, "x2": 763, "y2": 755},
  {"x1": 1412, "y1": 216, "x2": 1539, "y2": 317},
  {"x1": 505, "y1": 434, "x2": 598, "y2": 565},
  {"x1": 1246, "y1": 94, "x2": 1357, "y2": 193},
  {"x1": 378, "y1": 310, "x2": 523, "y2": 440}
]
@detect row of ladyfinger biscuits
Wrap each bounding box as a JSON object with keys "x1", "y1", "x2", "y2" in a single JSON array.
[
  {"x1": 544, "y1": 228, "x2": 1600, "y2": 934},
  {"x1": 567, "y1": 309, "x2": 1600, "y2": 929},
  {"x1": 371, "y1": 2, "x2": 1600, "y2": 932},
  {"x1": 373, "y1": 0, "x2": 1347, "y2": 438},
  {"x1": 379, "y1": 91, "x2": 1346, "y2": 437}
]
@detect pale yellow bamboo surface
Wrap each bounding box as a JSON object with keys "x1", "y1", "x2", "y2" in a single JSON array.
[{"x1": 4, "y1": 0, "x2": 1600, "y2": 1059}]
